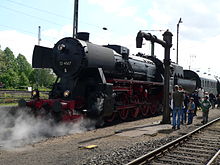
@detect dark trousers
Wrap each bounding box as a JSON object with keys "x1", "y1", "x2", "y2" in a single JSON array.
[
  {"x1": 202, "y1": 111, "x2": 209, "y2": 124},
  {"x1": 194, "y1": 104, "x2": 198, "y2": 115},
  {"x1": 188, "y1": 112, "x2": 194, "y2": 124}
]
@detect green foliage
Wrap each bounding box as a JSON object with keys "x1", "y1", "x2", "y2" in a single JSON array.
[
  {"x1": 0, "y1": 47, "x2": 56, "y2": 89},
  {"x1": 29, "y1": 69, "x2": 55, "y2": 88},
  {"x1": 0, "y1": 49, "x2": 6, "y2": 72},
  {"x1": 18, "y1": 72, "x2": 29, "y2": 86},
  {"x1": 0, "y1": 68, "x2": 19, "y2": 88},
  {"x1": 3, "y1": 47, "x2": 17, "y2": 71},
  {"x1": 16, "y1": 54, "x2": 32, "y2": 76}
]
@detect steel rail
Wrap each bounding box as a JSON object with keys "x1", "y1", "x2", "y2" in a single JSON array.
[
  {"x1": 206, "y1": 149, "x2": 220, "y2": 165},
  {"x1": 126, "y1": 117, "x2": 220, "y2": 165}
]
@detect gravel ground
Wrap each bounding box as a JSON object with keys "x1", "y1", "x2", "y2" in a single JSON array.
[{"x1": 0, "y1": 108, "x2": 220, "y2": 165}]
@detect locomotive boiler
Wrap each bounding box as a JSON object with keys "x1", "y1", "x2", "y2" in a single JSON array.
[{"x1": 19, "y1": 32, "x2": 166, "y2": 125}]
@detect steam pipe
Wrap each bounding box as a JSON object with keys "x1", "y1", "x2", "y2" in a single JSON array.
[{"x1": 136, "y1": 31, "x2": 170, "y2": 48}]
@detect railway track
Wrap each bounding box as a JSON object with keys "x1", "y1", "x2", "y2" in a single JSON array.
[
  {"x1": 0, "y1": 90, "x2": 49, "y2": 104},
  {"x1": 127, "y1": 117, "x2": 220, "y2": 165}
]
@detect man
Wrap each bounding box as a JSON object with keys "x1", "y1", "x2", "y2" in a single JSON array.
[
  {"x1": 200, "y1": 96, "x2": 211, "y2": 124},
  {"x1": 172, "y1": 85, "x2": 184, "y2": 129},
  {"x1": 179, "y1": 85, "x2": 186, "y2": 124},
  {"x1": 187, "y1": 97, "x2": 195, "y2": 125},
  {"x1": 191, "y1": 90, "x2": 199, "y2": 116}
]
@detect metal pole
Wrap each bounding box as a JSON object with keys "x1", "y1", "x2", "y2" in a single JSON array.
[
  {"x1": 36, "y1": 26, "x2": 42, "y2": 89},
  {"x1": 135, "y1": 30, "x2": 173, "y2": 124},
  {"x1": 176, "y1": 18, "x2": 182, "y2": 64},
  {"x1": 161, "y1": 30, "x2": 173, "y2": 124},
  {"x1": 151, "y1": 41, "x2": 154, "y2": 56},
  {"x1": 38, "y1": 26, "x2": 41, "y2": 46},
  {"x1": 73, "y1": 0, "x2": 79, "y2": 38},
  {"x1": 176, "y1": 24, "x2": 179, "y2": 64}
]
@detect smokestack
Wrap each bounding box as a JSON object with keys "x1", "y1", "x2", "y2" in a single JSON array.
[{"x1": 76, "y1": 32, "x2": 90, "y2": 41}]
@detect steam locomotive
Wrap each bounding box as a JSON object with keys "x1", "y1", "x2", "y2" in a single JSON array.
[{"x1": 19, "y1": 32, "x2": 219, "y2": 125}]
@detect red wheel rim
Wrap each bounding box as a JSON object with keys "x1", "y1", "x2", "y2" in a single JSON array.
[
  {"x1": 131, "y1": 107, "x2": 139, "y2": 118},
  {"x1": 150, "y1": 104, "x2": 157, "y2": 115},
  {"x1": 105, "y1": 112, "x2": 116, "y2": 122},
  {"x1": 141, "y1": 105, "x2": 150, "y2": 117},
  {"x1": 119, "y1": 109, "x2": 129, "y2": 120}
]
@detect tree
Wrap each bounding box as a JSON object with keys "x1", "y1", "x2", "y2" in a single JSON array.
[
  {"x1": 0, "y1": 46, "x2": 55, "y2": 89},
  {"x1": 18, "y1": 72, "x2": 29, "y2": 87},
  {"x1": 29, "y1": 69, "x2": 55, "y2": 88},
  {"x1": 0, "y1": 49, "x2": 5, "y2": 73},
  {"x1": 16, "y1": 54, "x2": 32, "y2": 77},
  {"x1": 0, "y1": 68, "x2": 19, "y2": 88},
  {"x1": 3, "y1": 47, "x2": 17, "y2": 72}
]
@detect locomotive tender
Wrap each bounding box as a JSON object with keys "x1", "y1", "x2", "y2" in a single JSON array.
[{"x1": 20, "y1": 32, "x2": 219, "y2": 125}]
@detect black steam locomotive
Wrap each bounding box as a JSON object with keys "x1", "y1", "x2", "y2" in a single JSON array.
[{"x1": 20, "y1": 32, "x2": 219, "y2": 125}]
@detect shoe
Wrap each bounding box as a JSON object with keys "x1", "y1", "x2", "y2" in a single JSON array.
[
  {"x1": 172, "y1": 126, "x2": 176, "y2": 130},
  {"x1": 177, "y1": 126, "x2": 180, "y2": 129}
]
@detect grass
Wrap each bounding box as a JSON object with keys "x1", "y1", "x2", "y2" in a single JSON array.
[
  {"x1": 0, "y1": 102, "x2": 18, "y2": 106},
  {"x1": 0, "y1": 90, "x2": 49, "y2": 104}
]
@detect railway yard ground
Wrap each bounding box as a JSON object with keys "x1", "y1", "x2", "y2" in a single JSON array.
[{"x1": 0, "y1": 107, "x2": 220, "y2": 165}]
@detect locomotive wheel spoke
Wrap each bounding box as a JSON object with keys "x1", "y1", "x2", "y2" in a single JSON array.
[
  {"x1": 119, "y1": 109, "x2": 129, "y2": 120},
  {"x1": 141, "y1": 104, "x2": 150, "y2": 117},
  {"x1": 150, "y1": 103, "x2": 157, "y2": 115},
  {"x1": 131, "y1": 107, "x2": 139, "y2": 118},
  {"x1": 105, "y1": 112, "x2": 116, "y2": 122}
]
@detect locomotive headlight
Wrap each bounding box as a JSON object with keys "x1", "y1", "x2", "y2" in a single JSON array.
[
  {"x1": 32, "y1": 90, "x2": 37, "y2": 96},
  {"x1": 31, "y1": 89, "x2": 40, "y2": 99},
  {"x1": 57, "y1": 44, "x2": 66, "y2": 51},
  {"x1": 64, "y1": 90, "x2": 70, "y2": 97}
]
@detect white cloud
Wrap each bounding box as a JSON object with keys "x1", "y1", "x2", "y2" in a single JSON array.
[
  {"x1": 42, "y1": 24, "x2": 73, "y2": 42},
  {"x1": 0, "y1": 30, "x2": 58, "y2": 64},
  {"x1": 0, "y1": 30, "x2": 36, "y2": 63},
  {"x1": 1, "y1": 0, "x2": 220, "y2": 76},
  {"x1": 88, "y1": 0, "x2": 137, "y2": 17},
  {"x1": 134, "y1": 17, "x2": 148, "y2": 29},
  {"x1": 145, "y1": 0, "x2": 220, "y2": 74}
]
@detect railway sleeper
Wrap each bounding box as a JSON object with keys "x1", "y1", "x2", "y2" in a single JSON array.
[
  {"x1": 178, "y1": 147, "x2": 217, "y2": 154},
  {"x1": 192, "y1": 137, "x2": 220, "y2": 143},
  {"x1": 151, "y1": 157, "x2": 201, "y2": 165},
  {"x1": 194, "y1": 133, "x2": 220, "y2": 138},
  {"x1": 164, "y1": 153, "x2": 205, "y2": 163},
  {"x1": 197, "y1": 134, "x2": 220, "y2": 140},
  {"x1": 181, "y1": 144, "x2": 217, "y2": 151},
  {"x1": 205, "y1": 129, "x2": 220, "y2": 133},
  {"x1": 191, "y1": 141, "x2": 220, "y2": 147},
  {"x1": 187, "y1": 141, "x2": 220, "y2": 147},
  {"x1": 173, "y1": 150, "x2": 211, "y2": 158}
]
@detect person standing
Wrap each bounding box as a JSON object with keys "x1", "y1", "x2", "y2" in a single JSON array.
[
  {"x1": 200, "y1": 96, "x2": 211, "y2": 124},
  {"x1": 191, "y1": 90, "x2": 199, "y2": 116},
  {"x1": 187, "y1": 97, "x2": 195, "y2": 125},
  {"x1": 178, "y1": 86, "x2": 185, "y2": 124},
  {"x1": 182, "y1": 93, "x2": 190, "y2": 124},
  {"x1": 209, "y1": 93, "x2": 216, "y2": 109},
  {"x1": 216, "y1": 94, "x2": 220, "y2": 108},
  {"x1": 172, "y1": 85, "x2": 184, "y2": 129}
]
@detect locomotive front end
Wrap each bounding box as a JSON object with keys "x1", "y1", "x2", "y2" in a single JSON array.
[
  {"x1": 20, "y1": 37, "x2": 90, "y2": 122},
  {"x1": 52, "y1": 37, "x2": 87, "y2": 78}
]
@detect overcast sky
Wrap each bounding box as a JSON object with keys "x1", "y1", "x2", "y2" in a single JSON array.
[{"x1": 0, "y1": 0, "x2": 220, "y2": 76}]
